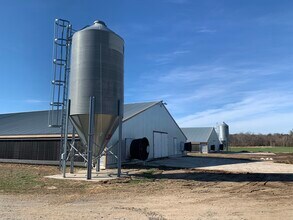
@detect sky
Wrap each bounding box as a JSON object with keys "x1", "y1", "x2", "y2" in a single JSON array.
[{"x1": 0, "y1": 0, "x2": 293, "y2": 134}]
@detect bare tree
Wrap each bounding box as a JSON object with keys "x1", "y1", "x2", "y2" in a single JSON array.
[{"x1": 230, "y1": 130, "x2": 293, "y2": 147}]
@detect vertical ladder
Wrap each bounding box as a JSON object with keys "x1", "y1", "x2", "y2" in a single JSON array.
[{"x1": 48, "y1": 19, "x2": 72, "y2": 166}]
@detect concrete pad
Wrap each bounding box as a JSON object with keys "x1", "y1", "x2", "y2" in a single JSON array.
[
  {"x1": 147, "y1": 156, "x2": 293, "y2": 174},
  {"x1": 46, "y1": 169, "x2": 127, "y2": 181},
  {"x1": 240, "y1": 152, "x2": 276, "y2": 155}
]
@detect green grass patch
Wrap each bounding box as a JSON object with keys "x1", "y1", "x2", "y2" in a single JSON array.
[
  {"x1": 0, "y1": 164, "x2": 94, "y2": 194},
  {"x1": 127, "y1": 169, "x2": 161, "y2": 184},
  {"x1": 0, "y1": 166, "x2": 43, "y2": 193},
  {"x1": 0, "y1": 164, "x2": 164, "y2": 194},
  {"x1": 230, "y1": 146, "x2": 293, "y2": 153},
  {"x1": 128, "y1": 178, "x2": 155, "y2": 185},
  {"x1": 141, "y1": 169, "x2": 157, "y2": 178}
]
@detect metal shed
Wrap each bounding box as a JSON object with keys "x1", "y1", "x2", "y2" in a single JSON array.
[{"x1": 181, "y1": 127, "x2": 221, "y2": 153}]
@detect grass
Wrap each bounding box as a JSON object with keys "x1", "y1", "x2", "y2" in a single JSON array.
[
  {"x1": 0, "y1": 164, "x2": 48, "y2": 193},
  {"x1": 141, "y1": 169, "x2": 157, "y2": 178},
  {"x1": 127, "y1": 169, "x2": 159, "y2": 184},
  {"x1": 0, "y1": 164, "x2": 97, "y2": 194},
  {"x1": 0, "y1": 164, "x2": 162, "y2": 194},
  {"x1": 230, "y1": 146, "x2": 293, "y2": 153},
  {"x1": 0, "y1": 169, "x2": 39, "y2": 192}
]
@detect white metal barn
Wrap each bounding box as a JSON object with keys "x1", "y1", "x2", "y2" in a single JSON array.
[
  {"x1": 0, "y1": 101, "x2": 186, "y2": 167},
  {"x1": 105, "y1": 101, "x2": 187, "y2": 167},
  {"x1": 181, "y1": 127, "x2": 221, "y2": 153}
]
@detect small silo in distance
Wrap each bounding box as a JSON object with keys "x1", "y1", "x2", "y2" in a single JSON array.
[
  {"x1": 69, "y1": 20, "x2": 124, "y2": 157},
  {"x1": 218, "y1": 122, "x2": 229, "y2": 150}
]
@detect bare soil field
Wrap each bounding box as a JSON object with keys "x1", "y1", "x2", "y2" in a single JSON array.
[{"x1": 0, "y1": 154, "x2": 293, "y2": 220}]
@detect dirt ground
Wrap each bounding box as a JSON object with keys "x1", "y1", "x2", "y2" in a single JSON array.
[{"x1": 0, "y1": 154, "x2": 293, "y2": 220}]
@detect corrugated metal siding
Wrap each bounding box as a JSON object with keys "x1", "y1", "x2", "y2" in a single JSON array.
[
  {"x1": 0, "y1": 111, "x2": 73, "y2": 136},
  {"x1": 0, "y1": 140, "x2": 60, "y2": 160},
  {"x1": 0, "y1": 139, "x2": 85, "y2": 161},
  {"x1": 106, "y1": 103, "x2": 187, "y2": 166}
]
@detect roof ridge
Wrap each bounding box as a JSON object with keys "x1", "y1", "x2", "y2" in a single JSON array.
[
  {"x1": 181, "y1": 127, "x2": 214, "y2": 129},
  {"x1": 123, "y1": 101, "x2": 161, "y2": 122},
  {"x1": 0, "y1": 101, "x2": 162, "y2": 116},
  {"x1": 0, "y1": 109, "x2": 50, "y2": 115},
  {"x1": 125, "y1": 100, "x2": 161, "y2": 105}
]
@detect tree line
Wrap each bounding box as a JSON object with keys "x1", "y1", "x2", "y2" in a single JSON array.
[{"x1": 229, "y1": 130, "x2": 293, "y2": 147}]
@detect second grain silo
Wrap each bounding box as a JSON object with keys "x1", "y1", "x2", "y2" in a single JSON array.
[{"x1": 218, "y1": 122, "x2": 229, "y2": 150}]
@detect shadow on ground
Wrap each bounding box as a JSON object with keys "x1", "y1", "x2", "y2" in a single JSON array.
[
  {"x1": 146, "y1": 156, "x2": 258, "y2": 169},
  {"x1": 129, "y1": 168, "x2": 293, "y2": 182}
]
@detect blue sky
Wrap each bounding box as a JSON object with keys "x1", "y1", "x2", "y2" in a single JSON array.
[{"x1": 0, "y1": 0, "x2": 293, "y2": 134}]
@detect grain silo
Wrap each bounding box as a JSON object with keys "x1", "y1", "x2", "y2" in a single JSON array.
[
  {"x1": 68, "y1": 20, "x2": 124, "y2": 178},
  {"x1": 69, "y1": 20, "x2": 124, "y2": 155},
  {"x1": 218, "y1": 122, "x2": 229, "y2": 150}
]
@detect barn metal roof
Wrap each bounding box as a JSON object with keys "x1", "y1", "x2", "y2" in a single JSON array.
[
  {"x1": 181, "y1": 127, "x2": 214, "y2": 143},
  {"x1": 0, "y1": 101, "x2": 160, "y2": 137}
]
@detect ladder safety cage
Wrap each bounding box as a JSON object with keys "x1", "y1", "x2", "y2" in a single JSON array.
[
  {"x1": 49, "y1": 18, "x2": 72, "y2": 128},
  {"x1": 48, "y1": 18, "x2": 73, "y2": 166}
]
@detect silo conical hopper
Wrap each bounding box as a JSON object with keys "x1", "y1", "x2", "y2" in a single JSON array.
[{"x1": 69, "y1": 20, "x2": 124, "y2": 157}]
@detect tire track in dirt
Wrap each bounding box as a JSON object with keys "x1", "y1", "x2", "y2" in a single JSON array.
[{"x1": 114, "y1": 206, "x2": 167, "y2": 220}]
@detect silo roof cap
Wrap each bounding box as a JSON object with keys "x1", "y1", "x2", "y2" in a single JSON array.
[
  {"x1": 82, "y1": 20, "x2": 110, "y2": 32},
  {"x1": 94, "y1": 20, "x2": 107, "y2": 26},
  {"x1": 75, "y1": 20, "x2": 124, "y2": 42},
  {"x1": 221, "y1": 122, "x2": 228, "y2": 126}
]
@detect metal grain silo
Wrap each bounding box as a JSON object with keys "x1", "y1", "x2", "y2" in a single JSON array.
[
  {"x1": 69, "y1": 20, "x2": 124, "y2": 157},
  {"x1": 218, "y1": 122, "x2": 229, "y2": 149}
]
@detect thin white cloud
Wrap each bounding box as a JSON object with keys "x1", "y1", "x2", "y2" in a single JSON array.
[
  {"x1": 147, "y1": 50, "x2": 190, "y2": 65},
  {"x1": 158, "y1": 65, "x2": 229, "y2": 83},
  {"x1": 24, "y1": 99, "x2": 48, "y2": 103},
  {"x1": 197, "y1": 28, "x2": 216, "y2": 33},
  {"x1": 177, "y1": 91, "x2": 293, "y2": 134},
  {"x1": 127, "y1": 61, "x2": 293, "y2": 134}
]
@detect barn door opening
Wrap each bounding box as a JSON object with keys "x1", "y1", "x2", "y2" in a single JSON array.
[{"x1": 153, "y1": 131, "x2": 168, "y2": 158}]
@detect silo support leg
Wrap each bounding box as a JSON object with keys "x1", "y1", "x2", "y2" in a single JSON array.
[
  {"x1": 70, "y1": 128, "x2": 76, "y2": 174},
  {"x1": 87, "y1": 96, "x2": 95, "y2": 180},
  {"x1": 117, "y1": 99, "x2": 122, "y2": 177},
  {"x1": 62, "y1": 100, "x2": 70, "y2": 178},
  {"x1": 96, "y1": 158, "x2": 100, "y2": 172}
]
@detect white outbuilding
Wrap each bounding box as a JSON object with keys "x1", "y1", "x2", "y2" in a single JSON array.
[{"x1": 181, "y1": 127, "x2": 221, "y2": 153}]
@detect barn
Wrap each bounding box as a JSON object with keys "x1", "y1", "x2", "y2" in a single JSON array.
[
  {"x1": 181, "y1": 127, "x2": 221, "y2": 153},
  {"x1": 105, "y1": 101, "x2": 186, "y2": 167},
  {"x1": 0, "y1": 101, "x2": 186, "y2": 167},
  {"x1": 0, "y1": 111, "x2": 75, "y2": 164}
]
